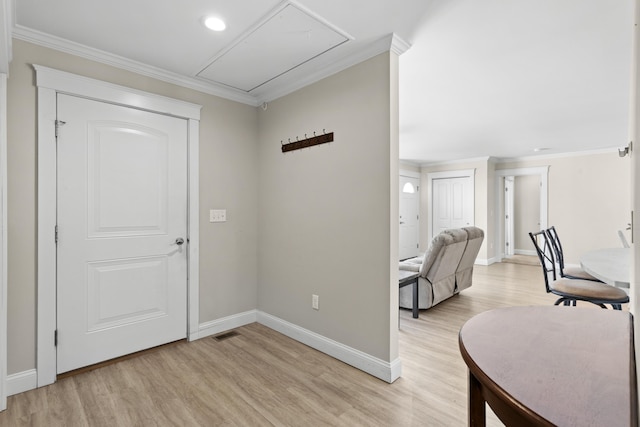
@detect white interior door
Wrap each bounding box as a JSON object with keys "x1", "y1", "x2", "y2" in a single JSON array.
[
  {"x1": 399, "y1": 175, "x2": 419, "y2": 260},
  {"x1": 432, "y1": 176, "x2": 473, "y2": 236},
  {"x1": 56, "y1": 94, "x2": 188, "y2": 374}
]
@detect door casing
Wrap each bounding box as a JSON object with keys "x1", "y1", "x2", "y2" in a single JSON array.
[
  {"x1": 495, "y1": 167, "x2": 549, "y2": 262},
  {"x1": 35, "y1": 65, "x2": 201, "y2": 387}
]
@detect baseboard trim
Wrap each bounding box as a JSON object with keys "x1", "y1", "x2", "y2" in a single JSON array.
[
  {"x1": 515, "y1": 249, "x2": 536, "y2": 256},
  {"x1": 7, "y1": 369, "x2": 37, "y2": 396},
  {"x1": 194, "y1": 310, "x2": 258, "y2": 340},
  {"x1": 475, "y1": 257, "x2": 498, "y2": 266},
  {"x1": 257, "y1": 311, "x2": 401, "y2": 383}
]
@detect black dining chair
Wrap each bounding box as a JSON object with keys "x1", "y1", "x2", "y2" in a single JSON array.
[
  {"x1": 529, "y1": 230, "x2": 628, "y2": 310},
  {"x1": 546, "y1": 226, "x2": 602, "y2": 282}
]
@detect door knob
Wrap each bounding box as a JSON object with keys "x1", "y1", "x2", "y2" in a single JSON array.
[{"x1": 175, "y1": 237, "x2": 185, "y2": 246}]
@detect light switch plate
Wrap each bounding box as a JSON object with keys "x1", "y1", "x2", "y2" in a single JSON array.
[{"x1": 210, "y1": 209, "x2": 227, "y2": 222}]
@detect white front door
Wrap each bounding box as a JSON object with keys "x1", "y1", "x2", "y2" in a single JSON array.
[
  {"x1": 399, "y1": 175, "x2": 420, "y2": 260},
  {"x1": 432, "y1": 176, "x2": 473, "y2": 235},
  {"x1": 56, "y1": 94, "x2": 188, "y2": 374}
]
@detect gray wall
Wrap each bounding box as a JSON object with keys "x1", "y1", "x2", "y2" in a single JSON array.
[
  {"x1": 7, "y1": 39, "x2": 260, "y2": 374},
  {"x1": 257, "y1": 52, "x2": 399, "y2": 362}
]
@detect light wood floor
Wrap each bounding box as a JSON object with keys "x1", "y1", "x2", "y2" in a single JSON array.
[{"x1": 0, "y1": 262, "x2": 623, "y2": 426}]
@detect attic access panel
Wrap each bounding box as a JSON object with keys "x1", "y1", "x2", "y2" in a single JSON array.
[{"x1": 197, "y1": 3, "x2": 351, "y2": 92}]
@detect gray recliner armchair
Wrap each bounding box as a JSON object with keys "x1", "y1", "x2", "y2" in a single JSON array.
[{"x1": 399, "y1": 227, "x2": 484, "y2": 310}]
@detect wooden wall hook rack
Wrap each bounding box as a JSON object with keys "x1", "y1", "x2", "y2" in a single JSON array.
[{"x1": 281, "y1": 131, "x2": 334, "y2": 153}]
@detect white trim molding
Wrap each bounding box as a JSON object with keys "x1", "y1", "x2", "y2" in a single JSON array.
[
  {"x1": 0, "y1": 73, "x2": 7, "y2": 411},
  {"x1": 257, "y1": 311, "x2": 402, "y2": 383},
  {"x1": 35, "y1": 65, "x2": 201, "y2": 388},
  {"x1": 399, "y1": 168, "x2": 421, "y2": 179},
  {"x1": 6, "y1": 370, "x2": 36, "y2": 397},
  {"x1": 0, "y1": 0, "x2": 12, "y2": 74},
  {"x1": 196, "y1": 311, "x2": 258, "y2": 340},
  {"x1": 15, "y1": 26, "x2": 257, "y2": 106},
  {"x1": 252, "y1": 33, "x2": 411, "y2": 104},
  {"x1": 15, "y1": 24, "x2": 411, "y2": 107}
]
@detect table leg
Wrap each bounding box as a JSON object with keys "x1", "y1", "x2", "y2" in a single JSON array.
[
  {"x1": 412, "y1": 279, "x2": 419, "y2": 318},
  {"x1": 468, "y1": 371, "x2": 486, "y2": 426}
]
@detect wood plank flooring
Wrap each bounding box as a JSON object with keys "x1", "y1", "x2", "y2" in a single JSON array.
[{"x1": 0, "y1": 262, "x2": 623, "y2": 426}]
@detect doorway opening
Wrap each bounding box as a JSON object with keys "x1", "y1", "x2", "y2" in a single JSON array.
[{"x1": 495, "y1": 166, "x2": 549, "y2": 263}]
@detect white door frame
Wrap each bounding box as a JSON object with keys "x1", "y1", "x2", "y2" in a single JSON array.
[
  {"x1": 494, "y1": 166, "x2": 549, "y2": 261},
  {"x1": 427, "y1": 169, "x2": 475, "y2": 242},
  {"x1": 504, "y1": 176, "x2": 514, "y2": 256},
  {"x1": 0, "y1": 73, "x2": 7, "y2": 411},
  {"x1": 35, "y1": 65, "x2": 201, "y2": 387}
]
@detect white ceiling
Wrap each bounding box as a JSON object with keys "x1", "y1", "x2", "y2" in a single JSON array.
[
  {"x1": 400, "y1": 0, "x2": 635, "y2": 164},
  {"x1": 9, "y1": 0, "x2": 636, "y2": 164}
]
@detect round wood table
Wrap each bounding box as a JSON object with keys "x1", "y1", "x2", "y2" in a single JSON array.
[{"x1": 459, "y1": 306, "x2": 637, "y2": 426}]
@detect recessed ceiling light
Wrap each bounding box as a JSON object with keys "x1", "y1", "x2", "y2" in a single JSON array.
[
  {"x1": 533, "y1": 147, "x2": 550, "y2": 152},
  {"x1": 204, "y1": 16, "x2": 226, "y2": 32}
]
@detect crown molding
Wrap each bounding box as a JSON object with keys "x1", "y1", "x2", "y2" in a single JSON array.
[
  {"x1": 495, "y1": 147, "x2": 620, "y2": 163},
  {"x1": 0, "y1": 0, "x2": 12, "y2": 74},
  {"x1": 390, "y1": 34, "x2": 411, "y2": 56},
  {"x1": 12, "y1": 24, "x2": 259, "y2": 106},
  {"x1": 418, "y1": 156, "x2": 491, "y2": 168},
  {"x1": 413, "y1": 147, "x2": 622, "y2": 168},
  {"x1": 12, "y1": 24, "x2": 412, "y2": 108},
  {"x1": 252, "y1": 33, "x2": 412, "y2": 104}
]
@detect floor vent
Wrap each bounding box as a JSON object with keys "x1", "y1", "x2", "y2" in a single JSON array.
[{"x1": 213, "y1": 331, "x2": 240, "y2": 342}]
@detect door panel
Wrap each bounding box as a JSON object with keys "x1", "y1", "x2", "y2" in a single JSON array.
[
  {"x1": 433, "y1": 176, "x2": 473, "y2": 236},
  {"x1": 87, "y1": 122, "x2": 169, "y2": 237},
  {"x1": 56, "y1": 94, "x2": 188, "y2": 374},
  {"x1": 433, "y1": 179, "x2": 451, "y2": 234},
  {"x1": 399, "y1": 176, "x2": 420, "y2": 260}
]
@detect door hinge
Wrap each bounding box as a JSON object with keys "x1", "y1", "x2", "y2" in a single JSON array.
[
  {"x1": 54, "y1": 330, "x2": 58, "y2": 347},
  {"x1": 55, "y1": 120, "x2": 66, "y2": 138},
  {"x1": 55, "y1": 225, "x2": 58, "y2": 244}
]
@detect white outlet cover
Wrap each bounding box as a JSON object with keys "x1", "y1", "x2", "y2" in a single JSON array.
[{"x1": 210, "y1": 209, "x2": 227, "y2": 222}]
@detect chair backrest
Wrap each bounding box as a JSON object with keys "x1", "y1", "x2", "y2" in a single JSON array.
[
  {"x1": 420, "y1": 229, "x2": 467, "y2": 282},
  {"x1": 456, "y1": 227, "x2": 485, "y2": 291},
  {"x1": 618, "y1": 230, "x2": 630, "y2": 248},
  {"x1": 545, "y1": 226, "x2": 565, "y2": 272},
  {"x1": 529, "y1": 230, "x2": 557, "y2": 293}
]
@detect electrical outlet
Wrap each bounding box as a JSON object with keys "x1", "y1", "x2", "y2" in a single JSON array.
[
  {"x1": 209, "y1": 209, "x2": 227, "y2": 222},
  {"x1": 312, "y1": 294, "x2": 319, "y2": 310}
]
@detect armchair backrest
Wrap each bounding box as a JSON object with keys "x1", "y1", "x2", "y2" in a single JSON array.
[
  {"x1": 420, "y1": 228, "x2": 467, "y2": 283},
  {"x1": 456, "y1": 227, "x2": 484, "y2": 291}
]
